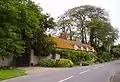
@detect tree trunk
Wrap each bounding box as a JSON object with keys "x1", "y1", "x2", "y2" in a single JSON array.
[
  {"x1": 69, "y1": 27, "x2": 72, "y2": 40},
  {"x1": 81, "y1": 27, "x2": 84, "y2": 43},
  {"x1": 84, "y1": 28, "x2": 87, "y2": 43},
  {"x1": 90, "y1": 28, "x2": 94, "y2": 46}
]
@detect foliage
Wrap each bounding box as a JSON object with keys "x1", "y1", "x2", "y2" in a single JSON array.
[
  {"x1": 0, "y1": 0, "x2": 25, "y2": 58},
  {"x1": 40, "y1": 13, "x2": 56, "y2": 31},
  {"x1": 0, "y1": 69, "x2": 26, "y2": 81},
  {"x1": 38, "y1": 58, "x2": 74, "y2": 67},
  {"x1": 57, "y1": 16, "x2": 74, "y2": 40},
  {"x1": 57, "y1": 5, "x2": 119, "y2": 53},
  {"x1": 56, "y1": 49, "x2": 95, "y2": 65},
  {"x1": 56, "y1": 58, "x2": 74, "y2": 67},
  {"x1": 0, "y1": 0, "x2": 55, "y2": 59},
  {"x1": 38, "y1": 59, "x2": 56, "y2": 67},
  {"x1": 110, "y1": 44, "x2": 120, "y2": 58},
  {"x1": 85, "y1": 52, "x2": 95, "y2": 64},
  {"x1": 86, "y1": 19, "x2": 118, "y2": 52},
  {"x1": 97, "y1": 51, "x2": 111, "y2": 62},
  {"x1": 33, "y1": 30, "x2": 56, "y2": 56}
]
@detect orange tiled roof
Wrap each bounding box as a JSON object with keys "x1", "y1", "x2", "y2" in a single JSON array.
[
  {"x1": 51, "y1": 37, "x2": 94, "y2": 52},
  {"x1": 51, "y1": 37, "x2": 74, "y2": 50}
]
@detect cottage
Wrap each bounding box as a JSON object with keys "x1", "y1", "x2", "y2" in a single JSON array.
[
  {"x1": 52, "y1": 37, "x2": 95, "y2": 52},
  {"x1": 0, "y1": 33, "x2": 95, "y2": 67},
  {"x1": 28, "y1": 32, "x2": 95, "y2": 66},
  {"x1": 52, "y1": 32, "x2": 95, "y2": 51}
]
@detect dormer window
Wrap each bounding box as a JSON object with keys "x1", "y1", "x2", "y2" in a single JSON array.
[
  {"x1": 81, "y1": 46, "x2": 84, "y2": 50},
  {"x1": 92, "y1": 48, "x2": 95, "y2": 52},
  {"x1": 87, "y1": 47, "x2": 89, "y2": 51},
  {"x1": 74, "y1": 44, "x2": 79, "y2": 50}
]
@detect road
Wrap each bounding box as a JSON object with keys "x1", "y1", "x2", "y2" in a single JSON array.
[{"x1": 2, "y1": 60, "x2": 120, "y2": 82}]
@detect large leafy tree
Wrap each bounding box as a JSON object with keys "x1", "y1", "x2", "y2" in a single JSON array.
[
  {"x1": 58, "y1": 5, "x2": 108, "y2": 43},
  {"x1": 57, "y1": 16, "x2": 75, "y2": 40},
  {"x1": 0, "y1": 0, "x2": 25, "y2": 58},
  {"x1": 57, "y1": 5, "x2": 118, "y2": 52},
  {"x1": 86, "y1": 19, "x2": 118, "y2": 52},
  {"x1": 0, "y1": 0, "x2": 55, "y2": 58}
]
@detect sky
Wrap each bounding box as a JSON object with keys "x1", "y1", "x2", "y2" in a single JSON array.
[{"x1": 33, "y1": 0, "x2": 120, "y2": 43}]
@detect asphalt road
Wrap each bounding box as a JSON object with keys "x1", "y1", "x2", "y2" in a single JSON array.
[{"x1": 2, "y1": 60, "x2": 120, "y2": 82}]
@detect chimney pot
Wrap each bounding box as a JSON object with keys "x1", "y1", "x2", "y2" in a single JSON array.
[{"x1": 59, "y1": 32, "x2": 67, "y2": 39}]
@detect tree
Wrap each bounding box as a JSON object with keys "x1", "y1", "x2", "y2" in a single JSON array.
[
  {"x1": 0, "y1": 0, "x2": 25, "y2": 58},
  {"x1": 57, "y1": 5, "x2": 118, "y2": 52},
  {"x1": 0, "y1": 0, "x2": 55, "y2": 59},
  {"x1": 40, "y1": 14, "x2": 55, "y2": 31},
  {"x1": 86, "y1": 19, "x2": 118, "y2": 52},
  {"x1": 57, "y1": 15, "x2": 75, "y2": 40},
  {"x1": 33, "y1": 29, "x2": 55, "y2": 56},
  {"x1": 57, "y1": 5, "x2": 109, "y2": 43}
]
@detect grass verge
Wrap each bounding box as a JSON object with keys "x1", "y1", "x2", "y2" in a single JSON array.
[{"x1": 0, "y1": 69, "x2": 26, "y2": 81}]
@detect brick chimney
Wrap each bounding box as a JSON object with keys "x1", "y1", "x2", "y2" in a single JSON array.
[{"x1": 59, "y1": 32, "x2": 67, "y2": 39}]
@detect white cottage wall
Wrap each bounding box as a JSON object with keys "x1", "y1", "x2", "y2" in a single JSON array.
[
  {"x1": 30, "y1": 50, "x2": 53, "y2": 65},
  {"x1": 30, "y1": 49, "x2": 39, "y2": 65},
  {"x1": 55, "y1": 54, "x2": 60, "y2": 59}
]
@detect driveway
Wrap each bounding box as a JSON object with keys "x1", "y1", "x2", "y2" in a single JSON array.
[{"x1": 2, "y1": 60, "x2": 120, "y2": 82}]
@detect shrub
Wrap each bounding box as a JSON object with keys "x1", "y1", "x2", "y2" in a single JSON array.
[
  {"x1": 38, "y1": 59, "x2": 56, "y2": 67},
  {"x1": 38, "y1": 58, "x2": 74, "y2": 67},
  {"x1": 97, "y1": 51, "x2": 111, "y2": 62},
  {"x1": 85, "y1": 52, "x2": 95, "y2": 64},
  {"x1": 56, "y1": 58, "x2": 74, "y2": 67},
  {"x1": 56, "y1": 49, "x2": 96, "y2": 65}
]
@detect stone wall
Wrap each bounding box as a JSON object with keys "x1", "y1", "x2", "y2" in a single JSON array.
[
  {"x1": 30, "y1": 49, "x2": 53, "y2": 65},
  {"x1": 0, "y1": 58, "x2": 12, "y2": 67},
  {"x1": 30, "y1": 53, "x2": 61, "y2": 65}
]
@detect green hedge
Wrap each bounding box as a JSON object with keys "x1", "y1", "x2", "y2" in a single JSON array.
[
  {"x1": 38, "y1": 59, "x2": 74, "y2": 67},
  {"x1": 38, "y1": 49, "x2": 96, "y2": 67},
  {"x1": 55, "y1": 49, "x2": 95, "y2": 65},
  {"x1": 38, "y1": 59, "x2": 56, "y2": 67}
]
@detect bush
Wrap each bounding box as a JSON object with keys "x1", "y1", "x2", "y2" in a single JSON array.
[
  {"x1": 97, "y1": 51, "x2": 111, "y2": 62},
  {"x1": 38, "y1": 59, "x2": 56, "y2": 67},
  {"x1": 56, "y1": 49, "x2": 95, "y2": 65},
  {"x1": 56, "y1": 59, "x2": 74, "y2": 67},
  {"x1": 85, "y1": 52, "x2": 95, "y2": 64},
  {"x1": 38, "y1": 58, "x2": 74, "y2": 67}
]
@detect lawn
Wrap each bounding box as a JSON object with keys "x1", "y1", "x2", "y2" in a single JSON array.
[{"x1": 0, "y1": 69, "x2": 26, "y2": 81}]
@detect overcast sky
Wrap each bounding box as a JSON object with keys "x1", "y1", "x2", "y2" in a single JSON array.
[{"x1": 33, "y1": 0, "x2": 120, "y2": 43}]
